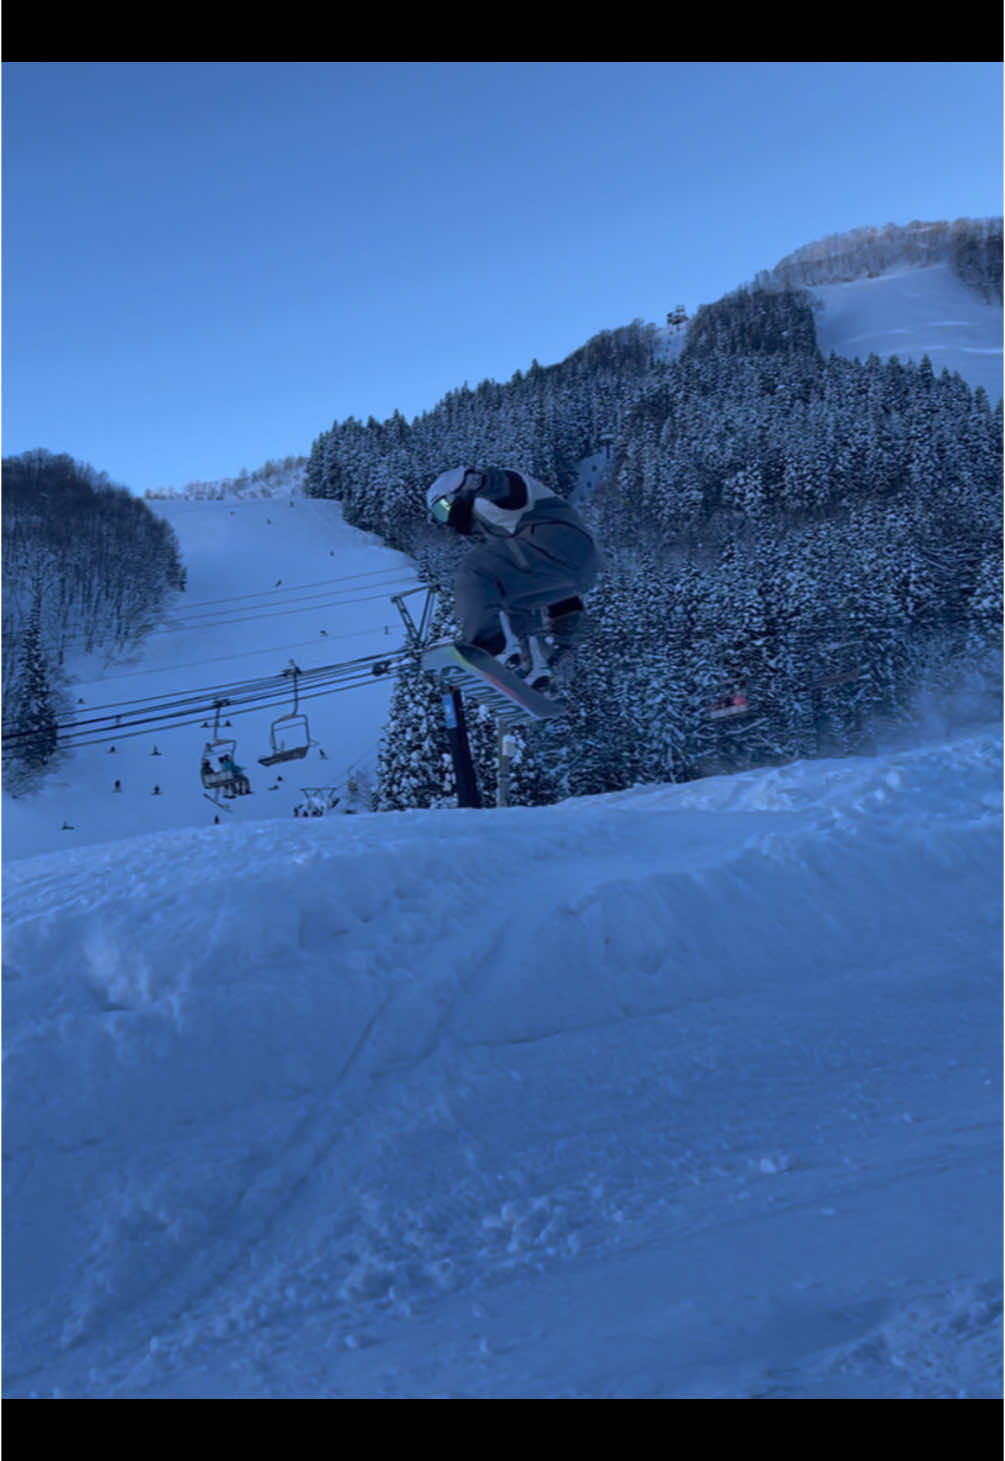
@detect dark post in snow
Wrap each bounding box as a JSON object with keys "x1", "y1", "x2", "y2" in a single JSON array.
[
  {"x1": 441, "y1": 688, "x2": 481, "y2": 809},
  {"x1": 497, "y1": 725, "x2": 515, "y2": 808}
]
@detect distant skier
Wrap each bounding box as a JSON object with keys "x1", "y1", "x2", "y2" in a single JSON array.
[{"x1": 425, "y1": 466, "x2": 600, "y2": 689}]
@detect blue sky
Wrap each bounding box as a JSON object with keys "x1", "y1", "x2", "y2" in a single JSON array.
[{"x1": 3, "y1": 61, "x2": 1002, "y2": 494}]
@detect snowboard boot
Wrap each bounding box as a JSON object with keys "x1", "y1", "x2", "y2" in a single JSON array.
[
  {"x1": 546, "y1": 597, "x2": 586, "y2": 650},
  {"x1": 531, "y1": 598, "x2": 586, "y2": 691},
  {"x1": 497, "y1": 621, "x2": 533, "y2": 678},
  {"x1": 494, "y1": 601, "x2": 586, "y2": 692},
  {"x1": 495, "y1": 628, "x2": 554, "y2": 691},
  {"x1": 472, "y1": 628, "x2": 508, "y2": 657},
  {"x1": 521, "y1": 636, "x2": 555, "y2": 692}
]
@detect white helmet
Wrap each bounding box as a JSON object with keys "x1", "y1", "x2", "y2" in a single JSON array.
[{"x1": 426, "y1": 466, "x2": 481, "y2": 523}]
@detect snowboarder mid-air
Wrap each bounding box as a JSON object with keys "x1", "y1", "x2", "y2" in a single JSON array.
[{"x1": 426, "y1": 466, "x2": 600, "y2": 690}]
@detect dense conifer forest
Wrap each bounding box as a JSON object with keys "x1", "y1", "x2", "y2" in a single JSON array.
[
  {"x1": 303, "y1": 224, "x2": 1002, "y2": 810},
  {"x1": 2, "y1": 451, "x2": 185, "y2": 777},
  {"x1": 5, "y1": 219, "x2": 1000, "y2": 804}
]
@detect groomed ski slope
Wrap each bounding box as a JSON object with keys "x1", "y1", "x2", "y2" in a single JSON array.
[
  {"x1": 3, "y1": 726, "x2": 1001, "y2": 1398},
  {"x1": 810, "y1": 262, "x2": 1003, "y2": 402},
  {"x1": 2, "y1": 492, "x2": 420, "y2": 860}
]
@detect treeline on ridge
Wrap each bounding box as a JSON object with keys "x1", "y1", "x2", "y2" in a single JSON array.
[
  {"x1": 761, "y1": 216, "x2": 1003, "y2": 301},
  {"x1": 3, "y1": 450, "x2": 185, "y2": 773}
]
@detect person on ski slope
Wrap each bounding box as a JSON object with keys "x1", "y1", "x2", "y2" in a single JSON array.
[{"x1": 425, "y1": 465, "x2": 600, "y2": 688}]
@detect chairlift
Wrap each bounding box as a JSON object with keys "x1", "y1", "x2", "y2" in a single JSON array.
[
  {"x1": 201, "y1": 741, "x2": 238, "y2": 789},
  {"x1": 295, "y1": 786, "x2": 341, "y2": 817},
  {"x1": 707, "y1": 689, "x2": 750, "y2": 720},
  {"x1": 259, "y1": 662, "x2": 312, "y2": 767},
  {"x1": 200, "y1": 700, "x2": 252, "y2": 804},
  {"x1": 809, "y1": 667, "x2": 865, "y2": 690}
]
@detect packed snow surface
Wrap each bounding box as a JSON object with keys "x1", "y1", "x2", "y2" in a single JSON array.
[
  {"x1": 811, "y1": 263, "x2": 1003, "y2": 402},
  {"x1": 4, "y1": 727, "x2": 1001, "y2": 1397}
]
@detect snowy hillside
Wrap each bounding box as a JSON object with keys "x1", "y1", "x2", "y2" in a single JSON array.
[
  {"x1": 3, "y1": 726, "x2": 1000, "y2": 1398},
  {"x1": 810, "y1": 262, "x2": 1003, "y2": 402},
  {"x1": 2, "y1": 493, "x2": 421, "y2": 860}
]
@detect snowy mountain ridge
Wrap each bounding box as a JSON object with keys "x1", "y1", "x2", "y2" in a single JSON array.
[
  {"x1": 152, "y1": 223, "x2": 1003, "y2": 500},
  {"x1": 143, "y1": 455, "x2": 308, "y2": 502},
  {"x1": 764, "y1": 217, "x2": 1002, "y2": 299}
]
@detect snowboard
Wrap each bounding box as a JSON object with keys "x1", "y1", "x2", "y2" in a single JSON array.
[{"x1": 421, "y1": 641, "x2": 563, "y2": 723}]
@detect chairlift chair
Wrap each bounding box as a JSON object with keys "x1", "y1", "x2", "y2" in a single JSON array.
[
  {"x1": 707, "y1": 690, "x2": 750, "y2": 720},
  {"x1": 201, "y1": 738, "x2": 239, "y2": 789},
  {"x1": 809, "y1": 668, "x2": 865, "y2": 690},
  {"x1": 259, "y1": 661, "x2": 312, "y2": 767},
  {"x1": 200, "y1": 700, "x2": 252, "y2": 802},
  {"x1": 259, "y1": 713, "x2": 312, "y2": 767}
]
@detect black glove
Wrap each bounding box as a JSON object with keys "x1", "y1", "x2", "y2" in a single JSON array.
[
  {"x1": 446, "y1": 469, "x2": 484, "y2": 534},
  {"x1": 447, "y1": 495, "x2": 474, "y2": 535},
  {"x1": 480, "y1": 466, "x2": 508, "y2": 497}
]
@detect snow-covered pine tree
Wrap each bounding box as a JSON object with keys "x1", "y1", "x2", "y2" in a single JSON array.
[
  {"x1": 7, "y1": 590, "x2": 59, "y2": 772},
  {"x1": 375, "y1": 658, "x2": 457, "y2": 811}
]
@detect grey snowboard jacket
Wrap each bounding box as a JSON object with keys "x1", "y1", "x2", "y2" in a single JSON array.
[
  {"x1": 447, "y1": 467, "x2": 601, "y2": 646},
  {"x1": 450, "y1": 467, "x2": 594, "y2": 545}
]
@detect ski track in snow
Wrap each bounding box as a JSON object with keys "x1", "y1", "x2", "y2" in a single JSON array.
[{"x1": 3, "y1": 727, "x2": 1001, "y2": 1398}]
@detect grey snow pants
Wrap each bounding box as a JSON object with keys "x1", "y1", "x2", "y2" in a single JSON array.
[{"x1": 454, "y1": 521, "x2": 599, "y2": 648}]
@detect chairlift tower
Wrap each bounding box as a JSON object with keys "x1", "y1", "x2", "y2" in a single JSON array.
[{"x1": 390, "y1": 586, "x2": 535, "y2": 811}]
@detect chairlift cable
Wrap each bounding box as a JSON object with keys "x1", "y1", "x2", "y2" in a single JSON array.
[
  {"x1": 1, "y1": 650, "x2": 411, "y2": 751},
  {"x1": 152, "y1": 580, "x2": 421, "y2": 631},
  {"x1": 36, "y1": 664, "x2": 410, "y2": 753},
  {"x1": 170, "y1": 564, "x2": 420, "y2": 613},
  {"x1": 89, "y1": 624, "x2": 397, "y2": 684},
  {"x1": 45, "y1": 649, "x2": 409, "y2": 724},
  {"x1": 50, "y1": 577, "x2": 422, "y2": 649}
]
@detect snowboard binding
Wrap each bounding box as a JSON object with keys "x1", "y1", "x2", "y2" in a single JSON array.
[{"x1": 502, "y1": 598, "x2": 585, "y2": 692}]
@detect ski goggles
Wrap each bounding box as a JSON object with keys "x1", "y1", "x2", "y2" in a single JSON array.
[{"x1": 429, "y1": 494, "x2": 453, "y2": 524}]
